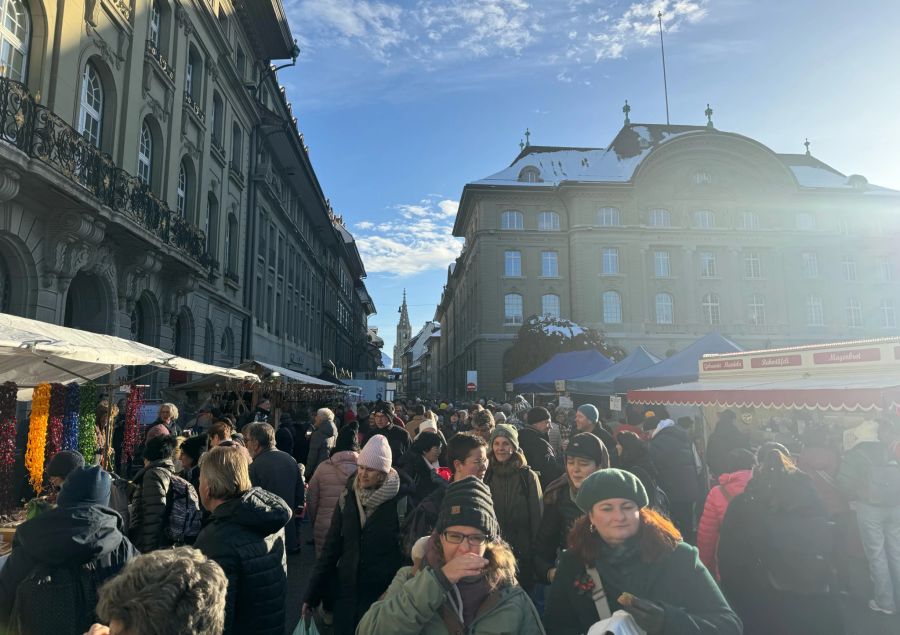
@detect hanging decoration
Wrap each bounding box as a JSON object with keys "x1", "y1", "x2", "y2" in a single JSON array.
[
  {"x1": 45, "y1": 383, "x2": 65, "y2": 464},
  {"x1": 62, "y1": 383, "x2": 80, "y2": 451},
  {"x1": 78, "y1": 383, "x2": 98, "y2": 462},
  {"x1": 25, "y1": 383, "x2": 51, "y2": 492},
  {"x1": 0, "y1": 381, "x2": 18, "y2": 514},
  {"x1": 122, "y1": 385, "x2": 144, "y2": 467}
]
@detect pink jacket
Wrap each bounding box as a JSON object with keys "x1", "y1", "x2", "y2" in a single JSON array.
[
  {"x1": 306, "y1": 450, "x2": 358, "y2": 555},
  {"x1": 697, "y1": 469, "x2": 753, "y2": 579}
]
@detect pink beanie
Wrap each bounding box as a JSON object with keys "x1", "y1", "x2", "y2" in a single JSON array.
[{"x1": 358, "y1": 435, "x2": 392, "y2": 473}]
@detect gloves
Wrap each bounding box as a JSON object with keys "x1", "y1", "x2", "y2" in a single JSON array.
[{"x1": 621, "y1": 594, "x2": 665, "y2": 634}]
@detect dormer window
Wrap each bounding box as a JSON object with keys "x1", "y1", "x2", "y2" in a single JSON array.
[
  {"x1": 692, "y1": 170, "x2": 712, "y2": 185},
  {"x1": 518, "y1": 166, "x2": 541, "y2": 183}
]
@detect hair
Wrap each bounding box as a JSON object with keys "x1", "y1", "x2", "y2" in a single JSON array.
[
  {"x1": 96, "y1": 547, "x2": 227, "y2": 635},
  {"x1": 724, "y1": 448, "x2": 757, "y2": 473},
  {"x1": 245, "y1": 422, "x2": 275, "y2": 450},
  {"x1": 317, "y1": 407, "x2": 335, "y2": 421},
  {"x1": 179, "y1": 434, "x2": 207, "y2": 465},
  {"x1": 198, "y1": 444, "x2": 251, "y2": 500},
  {"x1": 471, "y1": 409, "x2": 495, "y2": 431},
  {"x1": 144, "y1": 435, "x2": 177, "y2": 462},
  {"x1": 616, "y1": 431, "x2": 649, "y2": 463},
  {"x1": 568, "y1": 507, "x2": 681, "y2": 565},
  {"x1": 746, "y1": 448, "x2": 798, "y2": 507},
  {"x1": 413, "y1": 404, "x2": 426, "y2": 416},
  {"x1": 756, "y1": 441, "x2": 791, "y2": 465},
  {"x1": 159, "y1": 403, "x2": 179, "y2": 420},
  {"x1": 208, "y1": 421, "x2": 233, "y2": 441},
  {"x1": 447, "y1": 432, "x2": 487, "y2": 472},
  {"x1": 412, "y1": 430, "x2": 444, "y2": 454},
  {"x1": 718, "y1": 409, "x2": 737, "y2": 424},
  {"x1": 333, "y1": 423, "x2": 360, "y2": 454},
  {"x1": 429, "y1": 533, "x2": 518, "y2": 589}
]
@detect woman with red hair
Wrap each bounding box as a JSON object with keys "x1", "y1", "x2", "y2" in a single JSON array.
[{"x1": 543, "y1": 469, "x2": 741, "y2": 635}]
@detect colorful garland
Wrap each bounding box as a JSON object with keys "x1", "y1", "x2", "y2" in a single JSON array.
[
  {"x1": 45, "y1": 383, "x2": 65, "y2": 465},
  {"x1": 0, "y1": 381, "x2": 17, "y2": 513},
  {"x1": 122, "y1": 385, "x2": 144, "y2": 467},
  {"x1": 78, "y1": 383, "x2": 97, "y2": 462},
  {"x1": 62, "y1": 383, "x2": 80, "y2": 451},
  {"x1": 25, "y1": 383, "x2": 51, "y2": 492}
]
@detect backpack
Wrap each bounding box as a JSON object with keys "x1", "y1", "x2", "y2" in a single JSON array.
[
  {"x1": 163, "y1": 474, "x2": 202, "y2": 544},
  {"x1": 862, "y1": 448, "x2": 900, "y2": 506},
  {"x1": 10, "y1": 561, "x2": 99, "y2": 635},
  {"x1": 756, "y1": 509, "x2": 834, "y2": 595}
]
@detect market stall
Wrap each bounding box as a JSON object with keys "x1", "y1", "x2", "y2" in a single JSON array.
[
  {"x1": 511, "y1": 349, "x2": 613, "y2": 393},
  {"x1": 567, "y1": 346, "x2": 661, "y2": 396}
]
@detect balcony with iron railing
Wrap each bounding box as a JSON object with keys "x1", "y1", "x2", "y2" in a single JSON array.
[{"x1": 0, "y1": 77, "x2": 214, "y2": 271}]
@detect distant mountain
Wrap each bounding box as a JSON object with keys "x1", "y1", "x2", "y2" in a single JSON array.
[{"x1": 380, "y1": 352, "x2": 392, "y2": 368}]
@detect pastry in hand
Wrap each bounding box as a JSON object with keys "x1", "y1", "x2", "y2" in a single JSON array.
[{"x1": 618, "y1": 592, "x2": 636, "y2": 608}]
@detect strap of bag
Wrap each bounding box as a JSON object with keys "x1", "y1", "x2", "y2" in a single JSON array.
[
  {"x1": 717, "y1": 484, "x2": 734, "y2": 502},
  {"x1": 585, "y1": 566, "x2": 613, "y2": 621}
]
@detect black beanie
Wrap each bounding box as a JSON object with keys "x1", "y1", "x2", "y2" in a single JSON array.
[
  {"x1": 436, "y1": 476, "x2": 499, "y2": 539},
  {"x1": 526, "y1": 407, "x2": 551, "y2": 427},
  {"x1": 57, "y1": 466, "x2": 111, "y2": 508},
  {"x1": 566, "y1": 432, "x2": 610, "y2": 468},
  {"x1": 46, "y1": 450, "x2": 85, "y2": 479},
  {"x1": 179, "y1": 434, "x2": 207, "y2": 464}
]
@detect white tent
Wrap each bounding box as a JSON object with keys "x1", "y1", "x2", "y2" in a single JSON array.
[{"x1": 0, "y1": 313, "x2": 258, "y2": 400}]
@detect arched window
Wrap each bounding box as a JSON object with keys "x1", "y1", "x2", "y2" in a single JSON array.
[
  {"x1": 598, "y1": 206, "x2": 620, "y2": 227},
  {"x1": 137, "y1": 120, "x2": 152, "y2": 185},
  {"x1": 518, "y1": 166, "x2": 541, "y2": 183},
  {"x1": 504, "y1": 293, "x2": 523, "y2": 325},
  {"x1": 230, "y1": 122, "x2": 243, "y2": 171},
  {"x1": 0, "y1": 251, "x2": 11, "y2": 313},
  {"x1": 174, "y1": 308, "x2": 193, "y2": 357},
  {"x1": 235, "y1": 47, "x2": 246, "y2": 81},
  {"x1": 206, "y1": 193, "x2": 219, "y2": 258},
  {"x1": 220, "y1": 327, "x2": 234, "y2": 366},
  {"x1": 212, "y1": 91, "x2": 224, "y2": 145},
  {"x1": 541, "y1": 294, "x2": 560, "y2": 318},
  {"x1": 602, "y1": 291, "x2": 622, "y2": 324},
  {"x1": 0, "y1": 0, "x2": 30, "y2": 82},
  {"x1": 701, "y1": 293, "x2": 721, "y2": 325},
  {"x1": 649, "y1": 208, "x2": 670, "y2": 227},
  {"x1": 78, "y1": 62, "x2": 103, "y2": 147},
  {"x1": 655, "y1": 293, "x2": 674, "y2": 325},
  {"x1": 500, "y1": 210, "x2": 523, "y2": 230},
  {"x1": 693, "y1": 210, "x2": 715, "y2": 229},
  {"x1": 225, "y1": 212, "x2": 239, "y2": 275},
  {"x1": 186, "y1": 45, "x2": 202, "y2": 102},
  {"x1": 203, "y1": 319, "x2": 215, "y2": 364},
  {"x1": 176, "y1": 162, "x2": 187, "y2": 216},
  {"x1": 148, "y1": 1, "x2": 161, "y2": 47},
  {"x1": 538, "y1": 211, "x2": 560, "y2": 231}
]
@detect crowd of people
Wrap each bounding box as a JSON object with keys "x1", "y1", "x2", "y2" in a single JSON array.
[{"x1": 1, "y1": 394, "x2": 899, "y2": 635}]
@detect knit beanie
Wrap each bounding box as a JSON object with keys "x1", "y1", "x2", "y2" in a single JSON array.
[
  {"x1": 436, "y1": 476, "x2": 499, "y2": 539},
  {"x1": 566, "y1": 432, "x2": 609, "y2": 468},
  {"x1": 57, "y1": 466, "x2": 112, "y2": 508},
  {"x1": 494, "y1": 412, "x2": 507, "y2": 423},
  {"x1": 334, "y1": 423, "x2": 360, "y2": 453},
  {"x1": 418, "y1": 419, "x2": 439, "y2": 435},
  {"x1": 490, "y1": 424, "x2": 519, "y2": 453},
  {"x1": 575, "y1": 468, "x2": 648, "y2": 513},
  {"x1": 357, "y1": 405, "x2": 369, "y2": 419},
  {"x1": 358, "y1": 434, "x2": 392, "y2": 473},
  {"x1": 46, "y1": 450, "x2": 85, "y2": 479},
  {"x1": 179, "y1": 434, "x2": 207, "y2": 464},
  {"x1": 577, "y1": 404, "x2": 600, "y2": 424},
  {"x1": 526, "y1": 407, "x2": 551, "y2": 427}
]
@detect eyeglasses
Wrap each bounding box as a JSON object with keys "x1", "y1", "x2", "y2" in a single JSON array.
[{"x1": 442, "y1": 531, "x2": 489, "y2": 546}]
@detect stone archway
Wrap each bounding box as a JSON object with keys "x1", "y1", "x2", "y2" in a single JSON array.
[{"x1": 63, "y1": 270, "x2": 113, "y2": 334}]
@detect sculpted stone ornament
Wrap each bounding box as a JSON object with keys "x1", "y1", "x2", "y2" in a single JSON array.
[{"x1": 0, "y1": 168, "x2": 21, "y2": 202}]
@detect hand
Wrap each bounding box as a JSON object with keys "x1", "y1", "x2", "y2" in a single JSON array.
[
  {"x1": 84, "y1": 625, "x2": 111, "y2": 635},
  {"x1": 547, "y1": 568, "x2": 557, "y2": 583},
  {"x1": 441, "y1": 552, "x2": 488, "y2": 584},
  {"x1": 621, "y1": 594, "x2": 665, "y2": 635}
]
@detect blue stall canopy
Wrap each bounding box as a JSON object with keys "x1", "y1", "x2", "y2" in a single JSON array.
[
  {"x1": 613, "y1": 333, "x2": 743, "y2": 393},
  {"x1": 567, "y1": 346, "x2": 662, "y2": 396},
  {"x1": 511, "y1": 349, "x2": 613, "y2": 393}
]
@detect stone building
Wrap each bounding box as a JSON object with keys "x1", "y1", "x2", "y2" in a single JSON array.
[
  {"x1": 401, "y1": 320, "x2": 439, "y2": 399},
  {"x1": 436, "y1": 115, "x2": 900, "y2": 398}
]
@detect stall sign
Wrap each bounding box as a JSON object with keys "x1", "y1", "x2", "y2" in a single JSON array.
[
  {"x1": 609, "y1": 395, "x2": 622, "y2": 411},
  {"x1": 703, "y1": 359, "x2": 744, "y2": 371},
  {"x1": 813, "y1": 348, "x2": 881, "y2": 365},
  {"x1": 751, "y1": 354, "x2": 802, "y2": 369}
]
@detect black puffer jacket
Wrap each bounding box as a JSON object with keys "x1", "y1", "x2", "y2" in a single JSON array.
[
  {"x1": 364, "y1": 423, "x2": 411, "y2": 467},
  {"x1": 193, "y1": 487, "x2": 291, "y2": 635},
  {"x1": 249, "y1": 447, "x2": 302, "y2": 553},
  {"x1": 129, "y1": 458, "x2": 176, "y2": 552},
  {"x1": 0, "y1": 505, "x2": 136, "y2": 630},
  {"x1": 519, "y1": 426, "x2": 564, "y2": 488},
  {"x1": 649, "y1": 425, "x2": 702, "y2": 503}
]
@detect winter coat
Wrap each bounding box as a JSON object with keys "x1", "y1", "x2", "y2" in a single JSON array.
[
  {"x1": 837, "y1": 440, "x2": 898, "y2": 503},
  {"x1": 533, "y1": 474, "x2": 583, "y2": 584},
  {"x1": 0, "y1": 505, "x2": 137, "y2": 629},
  {"x1": 649, "y1": 425, "x2": 702, "y2": 503},
  {"x1": 543, "y1": 542, "x2": 741, "y2": 635},
  {"x1": 365, "y1": 423, "x2": 411, "y2": 467},
  {"x1": 193, "y1": 487, "x2": 291, "y2": 635},
  {"x1": 357, "y1": 564, "x2": 545, "y2": 635},
  {"x1": 307, "y1": 450, "x2": 358, "y2": 555},
  {"x1": 797, "y1": 446, "x2": 847, "y2": 516},
  {"x1": 275, "y1": 425, "x2": 294, "y2": 455},
  {"x1": 585, "y1": 422, "x2": 619, "y2": 468},
  {"x1": 400, "y1": 450, "x2": 443, "y2": 507},
  {"x1": 696, "y1": 469, "x2": 752, "y2": 578},
  {"x1": 249, "y1": 447, "x2": 302, "y2": 553},
  {"x1": 518, "y1": 426, "x2": 563, "y2": 488},
  {"x1": 484, "y1": 452, "x2": 543, "y2": 589},
  {"x1": 705, "y1": 421, "x2": 751, "y2": 477},
  {"x1": 129, "y1": 457, "x2": 177, "y2": 553},
  {"x1": 400, "y1": 483, "x2": 448, "y2": 561},
  {"x1": 307, "y1": 419, "x2": 338, "y2": 477},
  {"x1": 305, "y1": 475, "x2": 407, "y2": 635}
]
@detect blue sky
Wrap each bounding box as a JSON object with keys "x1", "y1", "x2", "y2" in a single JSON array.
[{"x1": 278, "y1": 0, "x2": 900, "y2": 362}]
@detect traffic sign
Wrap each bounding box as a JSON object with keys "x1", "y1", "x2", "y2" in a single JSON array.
[{"x1": 466, "y1": 382, "x2": 476, "y2": 392}]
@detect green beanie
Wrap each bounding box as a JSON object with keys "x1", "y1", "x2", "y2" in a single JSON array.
[
  {"x1": 575, "y1": 468, "x2": 649, "y2": 513},
  {"x1": 490, "y1": 423, "x2": 519, "y2": 452}
]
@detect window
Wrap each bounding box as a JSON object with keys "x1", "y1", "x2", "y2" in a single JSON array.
[
  {"x1": 880, "y1": 300, "x2": 896, "y2": 328},
  {"x1": 692, "y1": 170, "x2": 712, "y2": 185},
  {"x1": 846, "y1": 298, "x2": 862, "y2": 328},
  {"x1": 649, "y1": 208, "x2": 670, "y2": 227},
  {"x1": 186, "y1": 46, "x2": 202, "y2": 101},
  {"x1": 0, "y1": 0, "x2": 30, "y2": 82},
  {"x1": 748, "y1": 294, "x2": 766, "y2": 325},
  {"x1": 541, "y1": 251, "x2": 558, "y2": 277},
  {"x1": 744, "y1": 251, "x2": 761, "y2": 279},
  {"x1": 700, "y1": 251, "x2": 717, "y2": 278},
  {"x1": 602, "y1": 291, "x2": 622, "y2": 324},
  {"x1": 655, "y1": 293, "x2": 674, "y2": 325},
  {"x1": 203, "y1": 319, "x2": 215, "y2": 364},
  {"x1": 503, "y1": 251, "x2": 521, "y2": 277},
  {"x1": 235, "y1": 47, "x2": 246, "y2": 81},
  {"x1": 212, "y1": 92, "x2": 224, "y2": 144},
  {"x1": 541, "y1": 294, "x2": 560, "y2": 318},
  {"x1": 693, "y1": 210, "x2": 715, "y2": 229},
  {"x1": 842, "y1": 256, "x2": 857, "y2": 282},
  {"x1": 78, "y1": 63, "x2": 103, "y2": 147},
  {"x1": 879, "y1": 257, "x2": 894, "y2": 282},
  {"x1": 500, "y1": 210, "x2": 523, "y2": 230},
  {"x1": 701, "y1": 293, "x2": 721, "y2": 326},
  {"x1": 801, "y1": 252, "x2": 819, "y2": 278},
  {"x1": 538, "y1": 211, "x2": 560, "y2": 231},
  {"x1": 796, "y1": 212, "x2": 816, "y2": 231},
  {"x1": 598, "y1": 207, "x2": 620, "y2": 227},
  {"x1": 518, "y1": 166, "x2": 541, "y2": 183},
  {"x1": 225, "y1": 213, "x2": 238, "y2": 275},
  {"x1": 230, "y1": 123, "x2": 243, "y2": 172},
  {"x1": 601, "y1": 248, "x2": 619, "y2": 275},
  {"x1": 654, "y1": 250, "x2": 670, "y2": 278},
  {"x1": 206, "y1": 193, "x2": 219, "y2": 257},
  {"x1": 176, "y1": 162, "x2": 187, "y2": 217},
  {"x1": 741, "y1": 211, "x2": 760, "y2": 230},
  {"x1": 137, "y1": 121, "x2": 152, "y2": 186},
  {"x1": 148, "y1": 1, "x2": 161, "y2": 47},
  {"x1": 504, "y1": 294, "x2": 523, "y2": 325},
  {"x1": 806, "y1": 296, "x2": 824, "y2": 326}
]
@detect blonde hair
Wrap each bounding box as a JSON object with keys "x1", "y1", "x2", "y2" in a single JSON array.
[
  {"x1": 159, "y1": 402, "x2": 179, "y2": 420},
  {"x1": 317, "y1": 407, "x2": 335, "y2": 421},
  {"x1": 199, "y1": 445, "x2": 251, "y2": 500}
]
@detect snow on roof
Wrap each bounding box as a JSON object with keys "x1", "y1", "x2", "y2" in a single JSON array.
[{"x1": 405, "y1": 321, "x2": 440, "y2": 366}]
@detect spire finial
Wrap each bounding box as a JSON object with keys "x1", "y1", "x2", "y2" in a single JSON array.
[
  {"x1": 524, "y1": 128, "x2": 531, "y2": 147},
  {"x1": 519, "y1": 138, "x2": 525, "y2": 151},
  {"x1": 623, "y1": 99, "x2": 631, "y2": 125},
  {"x1": 705, "y1": 103, "x2": 714, "y2": 129},
  {"x1": 804, "y1": 138, "x2": 811, "y2": 156}
]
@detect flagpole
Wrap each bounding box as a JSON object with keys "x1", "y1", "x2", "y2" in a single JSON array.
[{"x1": 658, "y1": 11, "x2": 670, "y2": 126}]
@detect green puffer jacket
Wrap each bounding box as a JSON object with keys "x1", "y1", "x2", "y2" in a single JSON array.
[{"x1": 356, "y1": 565, "x2": 545, "y2": 635}]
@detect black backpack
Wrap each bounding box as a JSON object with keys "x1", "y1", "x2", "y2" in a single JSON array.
[
  {"x1": 862, "y1": 447, "x2": 900, "y2": 506},
  {"x1": 163, "y1": 474, "x2": 202, "y2": 544},
  {"x1": 10, "y1": 561, "x2": 99, "y2": 635},
  {"x1": 757, "y1": 509, "x2": 835, "y2": 595}
]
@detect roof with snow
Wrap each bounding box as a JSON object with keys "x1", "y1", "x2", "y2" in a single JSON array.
[{"x1": 404, "y1": 321, "x2": 440, "y2": 369}]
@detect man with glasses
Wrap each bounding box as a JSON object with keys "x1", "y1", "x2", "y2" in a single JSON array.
[{"x1": 364, "y1": 402, "x2": 411, "y2": 468}]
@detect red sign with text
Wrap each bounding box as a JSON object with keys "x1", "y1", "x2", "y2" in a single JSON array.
[
  {"x1": 702, "y1": 359, "x2": 744, "y2": 371},
  {"x1": 813, "y1": 348, "x2": 881, "y2": 365},
  {"x1": 750, "y1": 354, "x2": 803, "y2": 369}
]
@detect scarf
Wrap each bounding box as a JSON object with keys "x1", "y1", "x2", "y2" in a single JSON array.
[
  {"x1": 424, "y1": 535, "x2": 493, "y2": 627},
  {"x1": 354, "y1": 468, "x2": 400, "y2": 527},
  {"x1": 652, "y1": 419, "x2": 675, "y2": 438}
]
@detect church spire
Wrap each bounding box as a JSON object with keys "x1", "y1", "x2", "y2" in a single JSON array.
[{"x1": 393, "y1": 289, "x2": 412, "y2": 367}]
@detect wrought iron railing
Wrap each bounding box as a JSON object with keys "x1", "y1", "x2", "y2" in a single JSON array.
[
  {"x1": 0, "y1": 77, "x2": 213, "y2": 270},
  {"x1": 183, "y1": 91, "x2": 206, "y2": 124},
  {"x1": 145, "y1": 40, "x2": 175, "y2": 82}
]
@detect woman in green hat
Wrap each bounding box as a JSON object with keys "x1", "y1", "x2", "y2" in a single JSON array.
[{"x1": 543, "y1": 468, "x2": 741, "y2": 635}]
